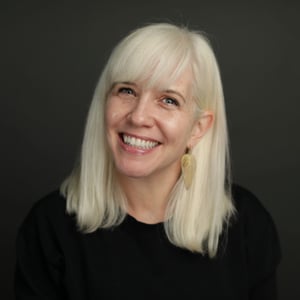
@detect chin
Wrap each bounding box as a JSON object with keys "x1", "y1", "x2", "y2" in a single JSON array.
[{"x1": 116, "y1": 165, "x2": 151, "y2": 179}]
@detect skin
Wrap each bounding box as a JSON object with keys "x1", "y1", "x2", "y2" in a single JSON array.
[{"x1": 105, "y1": 69, "x2": 213, "y2": 223}]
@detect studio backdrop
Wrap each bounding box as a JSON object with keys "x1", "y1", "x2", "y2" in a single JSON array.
[{"x1": 1, "y1": 1, "x2": 299, "y2": 299}]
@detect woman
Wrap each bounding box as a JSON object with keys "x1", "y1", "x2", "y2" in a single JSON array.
[{"x1": 15, "y1": 23, "x2": 281, "y2": 299}]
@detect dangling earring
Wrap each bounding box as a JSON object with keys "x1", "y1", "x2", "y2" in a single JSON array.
[{"x1": 181, "y1": 151, "x2": 196, "y2": 190}]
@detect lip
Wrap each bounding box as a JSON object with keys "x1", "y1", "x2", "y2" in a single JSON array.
[
  {"x1": 118, "y1": 132, "x2": 161, "y2": 154},
  {"x1": 120, "y1": 132, "x2": 161, "y2": 143}
]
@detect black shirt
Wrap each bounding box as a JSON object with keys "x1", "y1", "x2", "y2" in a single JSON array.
[{"x1": 15, "y1": 185, "x2": 281, "y2": 299}]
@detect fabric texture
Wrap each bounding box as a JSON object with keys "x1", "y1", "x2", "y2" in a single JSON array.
[{"x1": 15, "y1": 185, "x2": 281, "y2": 299}]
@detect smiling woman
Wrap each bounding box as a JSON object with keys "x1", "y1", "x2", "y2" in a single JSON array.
[{"x1": 15, "y1": 23, "x2": 281, "y2": 299}]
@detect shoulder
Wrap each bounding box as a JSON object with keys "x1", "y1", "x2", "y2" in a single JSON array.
[
  {"x1": 231, "y1": 184, "x2": 274, "y2": 226},
  {"x1": 25, "y1": 190, "x2": 66, "y2": 219},
  {"x1": 230, "y1": 184, "x2": 279, "y2": 241},
  {"x1": 31, "y1": 190, "x2": 66, "y2": 213},
  {"x1": 18, "y1": 190, "x2": 72, "y2": 237}
]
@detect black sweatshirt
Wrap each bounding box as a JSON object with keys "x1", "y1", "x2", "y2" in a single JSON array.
[{"x1": 15, "y1": 185, "x2": 281, "y2": 299}]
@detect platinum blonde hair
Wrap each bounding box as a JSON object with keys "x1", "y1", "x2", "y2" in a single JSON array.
[{"x1": 61, "y1": 23, "x2": 235, "y2": 257}]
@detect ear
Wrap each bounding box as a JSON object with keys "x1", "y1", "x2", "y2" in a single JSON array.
[{"x1": 188, "y1": 111, "x2": 214, "y2": 148}]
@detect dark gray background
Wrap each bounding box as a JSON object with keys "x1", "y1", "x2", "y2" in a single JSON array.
[{"x1": 1, "y1": 0, "x2": 299, "y2": 299}]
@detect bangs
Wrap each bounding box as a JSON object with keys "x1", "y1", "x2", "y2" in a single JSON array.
[{"x1": 106, "y1": 25, "x2": 194, "y2": 90}]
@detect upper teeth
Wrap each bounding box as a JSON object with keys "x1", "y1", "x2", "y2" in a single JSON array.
[{"x1": 123, "y1": 134, "x2": 158, "y2": 149}]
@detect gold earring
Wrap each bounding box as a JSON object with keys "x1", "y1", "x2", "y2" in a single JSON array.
[{"x1": 181, "y1": 152, "x2": 196, "y2": 190}]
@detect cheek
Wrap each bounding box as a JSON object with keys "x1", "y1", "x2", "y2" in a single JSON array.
[
  {"x1": 105, "y1": 104, "x2": 123, "y2": 128},
  {"x1": 162, "y1": 116, "x2": 193, "y2": 145},
  {"x1": 105, "y1": 108, "x2": 119, "y2": 149}
]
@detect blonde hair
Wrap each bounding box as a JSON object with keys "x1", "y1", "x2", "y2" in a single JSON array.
[{"x1": 61, "y1": 23, "x2": 235, "y2": 257}]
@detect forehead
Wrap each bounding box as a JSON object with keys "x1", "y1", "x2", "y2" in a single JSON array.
[
  {"x1": 158, "y1": 68, "x2": 193, "y2": 95},
  {"x1": 112, "y1": 60, "x2": 190, "y2": 87},
  {"x1": 110, "y1": 60, "x2": 195, "y2": 97}
]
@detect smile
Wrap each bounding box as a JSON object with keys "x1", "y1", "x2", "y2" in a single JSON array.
[{"x1": 121, "y1": 134, "x2": 159, "y2": 149}]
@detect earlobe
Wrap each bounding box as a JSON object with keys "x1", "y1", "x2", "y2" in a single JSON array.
[{"x1": 189, "y1": 111, "x2": 214, "y2": 147}]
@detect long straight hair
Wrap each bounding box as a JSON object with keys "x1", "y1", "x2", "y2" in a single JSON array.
[{"x1": 61, "y1": 23, "x2": 235, "y2": 257}]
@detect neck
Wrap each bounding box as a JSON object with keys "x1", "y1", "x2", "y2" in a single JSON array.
[{"x1": 118, "y1": 170, "x2": 179, "y2": 224}]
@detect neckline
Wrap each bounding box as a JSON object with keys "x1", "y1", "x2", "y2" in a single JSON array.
[{"x1": 125, "y1": 214, "x2": 164, "y2": 227}]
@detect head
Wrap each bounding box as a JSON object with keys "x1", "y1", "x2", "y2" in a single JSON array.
[
  {"x1": 63, "y1": 23, "x2": 233, "y2": 256},
  {"x1": 91, "y1": 23, "x2": 226, "y2": 178}
]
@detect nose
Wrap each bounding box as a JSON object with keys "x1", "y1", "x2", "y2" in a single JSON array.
[{"x1": 128, "y1": 93, "x2": 155, "y2": 127}]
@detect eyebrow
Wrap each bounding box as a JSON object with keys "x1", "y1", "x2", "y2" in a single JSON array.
[
  {"x1": 114, "y1": 81, "x2": 137, "y2": 87},
  {"x1": 109, "y1": 81, "x2": 137, "y2": 93}
]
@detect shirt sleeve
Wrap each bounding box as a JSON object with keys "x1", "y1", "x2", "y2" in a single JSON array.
[
  {"x1": 14, "y1": 197, "x2": 66, "y2": 299},
  {"x1": 249, "y1": 271, "x2": 278, "y2": 300},
  {"x1": 234, "y1": 186, "x2": 281, "y2": 300}
]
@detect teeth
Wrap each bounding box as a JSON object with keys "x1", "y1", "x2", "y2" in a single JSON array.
[{"x1": 123, "y1": 134, "x2": 158, "y2": 149}]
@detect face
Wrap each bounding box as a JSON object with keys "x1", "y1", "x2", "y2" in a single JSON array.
[{"x1": 105, "y1": 69, "x2": 211, "y2": 182}]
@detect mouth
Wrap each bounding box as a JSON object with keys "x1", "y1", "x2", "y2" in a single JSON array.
[{"x1": 120, "y1": 133, "x2": 160, "y2": 150}]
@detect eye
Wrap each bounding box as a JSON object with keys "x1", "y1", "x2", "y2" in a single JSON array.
[
  {"x1": 162, "y1": 97, "x2": 180, "y2": 107},
  {"x1": 118, "y1": 87, "x2": 136, "y2": 96}
]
